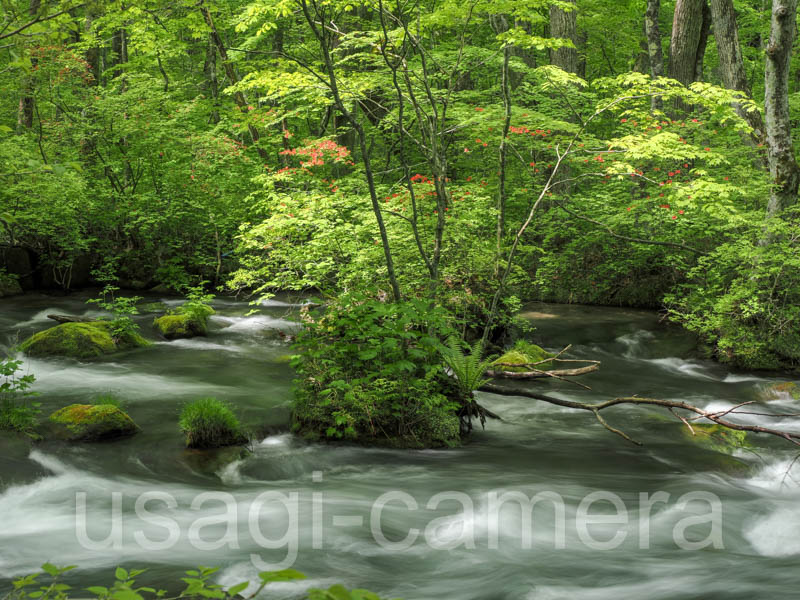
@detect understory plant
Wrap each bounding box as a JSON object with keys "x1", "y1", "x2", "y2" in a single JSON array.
[
  {"x1": 87, "y1": 285, "x2": 142, "y2": 341},
  {"x1": 178, "y1": 397, "x2": 246, "y2": 449},
  {"x1": 665, "y1": 207, "x2": 800, "y2": 370},
  {"x1": 4, "y1": 563, "x2": 385, "y2": 600},
  {"x1": 0, "y1": 356, "x2": 39, "y2": 435}
]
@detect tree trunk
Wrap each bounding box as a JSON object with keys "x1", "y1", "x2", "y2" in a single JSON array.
[
  {"x1": 669, "y1": 0, "x2": 708, "y2": 86},
  {"x1": 16, "y1": 0, "x2": 40, "y2": 132},
  {"x1": 634, "y1": 22, "x2": 650, "y2": 74},
  {"x1": 694, "y1": 1, "x2": 712, "y2": 81},
  {"x1": 549, "y1": 0, "x2": 578, "y2": 73},
  {"x1": 205, "y1": 34, "x2": 220, "y2": 124},
  {"x1": 644, "y1": 0, "x2": 665, "y2": 110},
  {"x1": 710, "y1": 0, "x2": 766, "y2": 140},
  {"x1": 764, "y1": 0, "x2": 800, "y2": 218},
  {"x1": 199, "y1": 2, "x2": 267, "y2": 158}
]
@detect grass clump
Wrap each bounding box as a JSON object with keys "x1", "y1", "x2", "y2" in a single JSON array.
[{"x1": 179, "y1": 397, "x2": 247, "y2": 449}]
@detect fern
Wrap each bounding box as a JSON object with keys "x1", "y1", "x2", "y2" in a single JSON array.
[{"x1": 439, "y1": 336, "x2": 496, "y2": 398}]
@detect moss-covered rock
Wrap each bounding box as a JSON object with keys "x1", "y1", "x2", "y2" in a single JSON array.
[
  {"x1": 49, "y1": 404, "x2": 140, "y2": 441},
  {"x1": 492, "y1": 340, "x2": 555, "y2": 372},
  {"x1": 19, "y1": 321, "x2": 149, "y2": 359},
  {"x1": 0, "y1": 276, "x2": 22, "y2": 297},
  {"x1": 680, "y1": 422, "x2": 748, "y2": 453},
  {"x1": 761, "y1": 381, "x2": 800, "y2": 401},
  {"x1": 153, "y1": 313, "x2": 208, "y2": 339}
]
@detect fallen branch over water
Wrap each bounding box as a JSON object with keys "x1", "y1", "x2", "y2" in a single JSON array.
[
  {"x1": 479, "y1": 383, "x2": 800, "y2": 447},
  {"x1": 486, "y1": 364, "x2": 600, "y2": 379}
]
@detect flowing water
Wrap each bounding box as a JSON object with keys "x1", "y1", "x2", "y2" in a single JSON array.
[{"x1": 1, "y1": 294, "x2": 799, "y2": 599}]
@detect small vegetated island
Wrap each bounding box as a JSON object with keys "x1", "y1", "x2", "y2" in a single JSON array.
[{"x1": 2, "y1": 0, "x2": 800, "y2": 597}]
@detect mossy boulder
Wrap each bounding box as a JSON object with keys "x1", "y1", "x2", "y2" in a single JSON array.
[
  {"x1": 0, "y1": 277, "x2": 22, "y2": 298},
  {"x1": 19, "y1": 321, "x2": 149, "y2": 359},
  {"x1": 49, "y1": 404, "x2": 140, "y2": 441},
  {"x1": 492, "y1": 340, "x2": 555, "y2": 372},
  {"x1": 154, "y1": 313, "x2": 208, "y2": 339},
  {"x1": 761, "y1": 382, "x2": 800, "y2": 401},
  {"x1": 154, "y1": 303, "x2": 215, "y2": 340}
]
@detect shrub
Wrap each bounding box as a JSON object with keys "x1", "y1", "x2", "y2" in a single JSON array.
[
  {"x1": 0, "y1": 356, "x2": 39, "y2": 435},
  {"x1": 178, "y1": 397, "x2": 246, "y2": 448},
  {"x1": 87, "y1": 285, "x2": 143, "y2": 342},
  {"x1": 7, "y1": 563, "x2": 385, "y2": 600},
  {"x1": 291, "y1": 294, "x2": 462, "y2": 448}
]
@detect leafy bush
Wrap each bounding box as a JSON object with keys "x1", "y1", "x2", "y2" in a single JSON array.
[
  {"x1": 178, "y1": 284, "x2": 216, "y2": 322},
  {"x1": 0, "y1": 356, "x2": 39, "y2": 435},
  {"x1": 178, "y1": 398, "x2": 246, "y2": 449},
  {"x1": 665, "y1": 209, "x2": 800, "y2": 370},
  {"x1": 291, "y1": 294, "x2": 461, "y2": 447},
  {"x1": 7, "y1": 563, "x2": 387, "y2": 600},
  {"x1": 87, "y1": 285, "x2": 143, "y2": 341}
]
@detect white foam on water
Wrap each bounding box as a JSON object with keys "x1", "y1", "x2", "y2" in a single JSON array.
[
  {"x1": 723, "y1": 373, "x2": 769, "y2": 383},
  {"x1": 644, "y1": 357, "x2": 717, "y2": 380},
  {"x1": 259, "y1": 434, "x2": 293, "y2": 447},
  {"x1": 211, "y1": 315, "x2": 297, "y2": 334},
  {"x1": 21, "y1": 355, "x2": 232, "y2": 399},
  {"x1": 155, "y1": 339, "x2": 244, "y2": 353},
  {"x1": 616, "y1": 330, "x2": 655, "y2": 358}
]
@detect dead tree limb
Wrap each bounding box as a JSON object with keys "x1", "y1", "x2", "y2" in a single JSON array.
[{"x1": 480, "y1": 383, "x2": 800, "y2": 447}]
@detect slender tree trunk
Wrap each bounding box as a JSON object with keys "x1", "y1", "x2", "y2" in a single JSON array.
[
  {"x1": 549, "y1": 0, "x2": 578, "y2": 73},
  {"x1": 710, "y1": 0, "x2": 766, "y2": 140},
  {"x1": 199, "y1": 2, "x2": 267, "y2": 158},
  {"x1": 764, "y1": 0, "x2": 800, "y2": 219},
  {"x1": 16, "y1": 0, "x2": 40, "y2": 132},
  {"x1": 205, "y1": 34, "x2": 220, "y2": 124},
  {"x1": 694, "y1": 1, "x2": 712, "y2": 81},
  {"x1": 644, "y1": 0, "x2": 665, "y2": 110},
  {"x1": 634, "y1": 22, "x2": 650, "y2": 74}
]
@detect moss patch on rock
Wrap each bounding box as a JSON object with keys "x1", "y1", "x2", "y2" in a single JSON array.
[
  {"x1": 492, "y1": 340, "x2": 555, "y2": 372},
  {"x1": 49, "y1": 403, "x2": 140, "y2": 441},
  {"x1": 762, "y1": 381, "x2": 800, "y2": 401},
  {"x1": 0, "y1": 276, "x2": 22, "y2": 298},
  {"x1": 154, "y1": 313, "x2": 208, "y2": 339},
  {"x1": 19, "y1": 321, "x2": 149, "y2": 359},
  {"x1": 681, "y1": 422, "x2": 748, "y2": 453}
]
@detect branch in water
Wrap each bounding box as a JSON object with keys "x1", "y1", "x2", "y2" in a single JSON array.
[{"x1": 479, "y1": 383, "x2": 800, "y2": 446}]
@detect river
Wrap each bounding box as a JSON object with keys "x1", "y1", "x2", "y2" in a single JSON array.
[{"x1": 1, "y1": 293, "x2": 798, "y2": 599}]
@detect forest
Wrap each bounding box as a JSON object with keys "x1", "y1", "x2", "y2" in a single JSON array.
[{"x1": 1, "y1": 0, "x2": 800, "y2": 598}]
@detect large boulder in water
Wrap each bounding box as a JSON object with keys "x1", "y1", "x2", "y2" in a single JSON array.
[
  {"x1": 19, "y1": 321, "x2": 149, "y2": 359},
  {"x1": 153, "y1": 313, "x2": 208, "y2": 339},
  {"x1": 49, "y1": 404, "x2": 140, "y2": 441}
]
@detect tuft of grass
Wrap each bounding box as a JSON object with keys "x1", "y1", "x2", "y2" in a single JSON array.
[
  {"x1": 178, "y1": 397, "x2": 246, "y2": 449},
  {"x1": 89, "y1": 393, "x2": 125, "y2": 409}
]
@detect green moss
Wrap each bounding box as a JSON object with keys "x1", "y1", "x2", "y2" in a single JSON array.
[
  {"x1": 19, "y1": 322, "x2": 149, "y2": 359},
  {"x1": 680, "y1": 422, "x2": 748, "y2": 454},
  {"x1": 153, "y1": 314, "x2": 207, "y2": 339},
  {"x1": 492, "y1": 341, "x2": 555, "y2": 372},
  {"x1": 763, "y1": 382, "x2": 800, "y2": 400},
  {"x1": 0, "y1": 277, "x2": 22, "y2": 297},
  {"x1": 49, "y1": 403, "x2": 140, "y2": 441}
]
